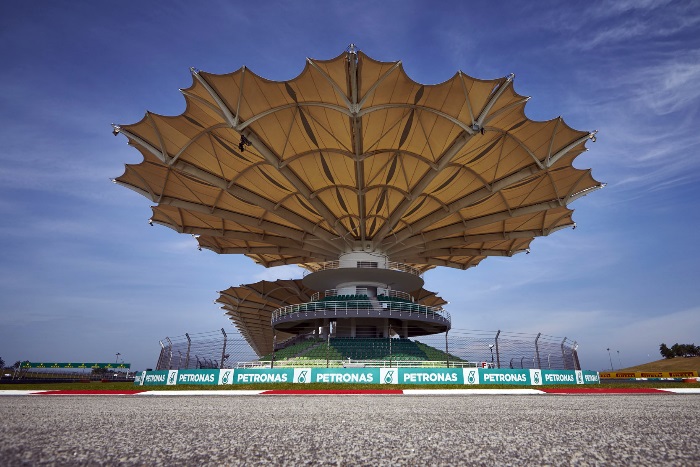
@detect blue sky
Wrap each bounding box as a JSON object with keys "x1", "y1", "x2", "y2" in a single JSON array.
[{"x1": 1, "y1": 1, "x2": 698, "y2": 371}]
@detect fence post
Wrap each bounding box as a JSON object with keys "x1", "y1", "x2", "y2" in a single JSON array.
[
  {"x1": 495, "y1": 330, "x2": 501, "y2": 369},
  {"x1": 389, "y1": 325, "x2": 393, "y2": 368},
  {"x1": 166, "y1": 337, "x2": 173, "y2": 370},
  {"x1": 157, "y1": 341, "x2": 166, "y2": 370},
  {"x1": 445, "y1": 331, "x2": 449, "y2": 368},
  {"x1": 535, "y1": 332, "x2": 542, "y2": 369},
  {"x1": 271, "y1": 333, "x2": 276, "y2": 369},
  {"x1": 572, "y1": 341, "x2": 580, "y2": 371},
  {"x1": 326, "y1": 332, "x2": 330, "y2": 368},
  {"x1": 185, "y1": 333, "x2": 191, "y2": 369},
  {"x1": 220, "y1": 328, "x2": 227, "y2": 369},
  {"x1": 561, "y1": 337, "x2": 567, "y2": 370}
]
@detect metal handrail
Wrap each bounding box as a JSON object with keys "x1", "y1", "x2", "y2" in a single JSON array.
[
  {"x1": 303, "y1": 260, "x2": 423, "y2": 277},
  {"x1": 271, "y1": 300, "x2": 450, "y2": 323},
  {"x1": 310, "y1": 288, "x2": 413, "y2": 302}
]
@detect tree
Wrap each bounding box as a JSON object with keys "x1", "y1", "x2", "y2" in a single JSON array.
[
  {"x1": 659, "y1": 343, "x2": 673, "y2": 359},
  {"x1": 0, "y1": 357, "x2": 4, "y2": 369},
  {"x1": 660, "y1": 343, "x2": 700, "y2": 359}
]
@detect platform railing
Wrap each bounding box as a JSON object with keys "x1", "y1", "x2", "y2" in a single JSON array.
[
  {"x1": 271, "y1": 300, "x2": 450, "y2": 323},
  {"x1": 302, "y1": 260, "x2": 423, "y2": 278},
  {"x1": 310, "y1": 288, "x2": 413, "y2": 302}
]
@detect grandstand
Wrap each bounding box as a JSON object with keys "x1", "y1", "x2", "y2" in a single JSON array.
[{"x1": 259, "y1": 337, "x2": 454, "y2": 363}]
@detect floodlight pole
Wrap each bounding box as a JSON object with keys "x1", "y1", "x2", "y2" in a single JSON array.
[
  {"x1": 185, "y1": 333, "x2": 191, "y2": 369},
  {"x1": 607, "y1": 348, "x2": 614, "y2": 371},
  {"x1": 166, "y1": 337, "x2": 173, "y2": 370},
  {"x1": 495, "y1": 330, "x2": 501, "y2": 369}
]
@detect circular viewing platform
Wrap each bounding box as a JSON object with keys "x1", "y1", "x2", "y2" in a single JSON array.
[
  {"x1": 271, "y1": 299, "x2": 451, "y2": 337},
  {"x1": 302, "y1": 260, "x2": 424, "y2": 292}
]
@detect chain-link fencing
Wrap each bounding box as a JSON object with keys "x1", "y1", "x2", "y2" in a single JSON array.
[{"x1": 155, "y1": 327, "x2": 580, "y2": 370}]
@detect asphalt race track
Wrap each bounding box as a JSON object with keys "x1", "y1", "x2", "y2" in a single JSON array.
[{"x1": 1, "y1": 395, "x2": 698, "y2": 465}]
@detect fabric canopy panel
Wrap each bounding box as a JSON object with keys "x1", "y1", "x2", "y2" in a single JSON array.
[
  {"x1": 114, "y1": 49, "x2": 602, "y2": 272},
  {"x1": 216, "y1": 279, "x2": 447, "y2": 356}
]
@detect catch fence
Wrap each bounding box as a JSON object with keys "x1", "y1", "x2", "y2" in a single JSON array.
[{"x1": 155, "y1": 327, "x2": 580, "y2": 371}]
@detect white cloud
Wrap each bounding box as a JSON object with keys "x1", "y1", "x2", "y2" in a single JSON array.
[
  {"x1": 631, "y1": 55, "x2": 700, "y2": 116},
  {"x1": 596, "y1": 0, "x2": 673, "y2": 15},
  {"x1": 547, "y1": 1, "x2": 700, "y2": 51},
  {"x1": 567, "y1": 51, "x2": 700, "y2": 196}
]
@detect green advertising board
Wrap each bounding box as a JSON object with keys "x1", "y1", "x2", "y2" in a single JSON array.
[
  {"x1": 135, "y1": 368, "x2": 600, "y2": 386},
  {"x1": 312, "y1": 368, "x2": 380, "y2": 384},
  {"x1": 140, "y1": 370, "x2": 178, "y2": 386},
  {"x1": 176, "y1": 369, "x2": 220, "y2": 385},
  {"x1": 399, "y1": 368, "x2": 464, "y2": 384},
  {"x1": 233, "y1": 368, "x2": 295, "y2": 384},
  {"x1": 479, "y1": 369, "x2": 532, "y2": 385}
]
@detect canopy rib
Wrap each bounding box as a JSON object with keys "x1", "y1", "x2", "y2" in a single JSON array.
[
  {"x1": 191, "y1": 69, "x2": 352, "y2": 244},
  {"x1": 391, "y1": 198, "x2": 572, "y2": 253},
  {"x1": 186, "y1": 228, "x2": 338, "y2": 257},
  {"x1": 116, "y1": 127, "x2": 341, "y2": 250},
  {"x1": 158, "y1": 197, "x2": 312, "y2": 243},
  {"x1": 371, "y1": 74, "x2": 515, "y2": 247}
]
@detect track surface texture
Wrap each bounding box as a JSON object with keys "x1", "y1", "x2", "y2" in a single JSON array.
[{"x1": 1, "y1": 395, "x2": 698, "y2": 466}]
